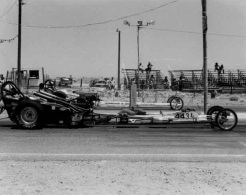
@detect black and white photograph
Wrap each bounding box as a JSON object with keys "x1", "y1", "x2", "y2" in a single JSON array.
[{"x1": 0, "y1": 0, "x2": 246, "y2": 194}]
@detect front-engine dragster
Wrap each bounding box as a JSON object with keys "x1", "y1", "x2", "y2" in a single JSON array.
[{"x1": 0, "y1": 81, "x2": 238, "y2": 131}]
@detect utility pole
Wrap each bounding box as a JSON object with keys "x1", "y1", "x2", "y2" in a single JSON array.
[
  {"x1": 117, "y1": 29, "x2": 121, "y2": 90},
  {"x1": 201, "y1": 0, "x2": 208, "y2": 114},
  {"x1": 17, "y1": 0, "x2": 22, "y2": 88}
]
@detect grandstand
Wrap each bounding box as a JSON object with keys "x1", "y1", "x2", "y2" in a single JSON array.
[
  {"x1": 122, "y1": 69, "x2": 168, "y2": 90},
  {"x1": 168, "y1": 69, "x2": 246, "y2": 93}
]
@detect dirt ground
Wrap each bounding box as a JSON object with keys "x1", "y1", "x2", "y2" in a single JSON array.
[{"x1": 0, "y1": 160, "x2": 245, "y2": 195}]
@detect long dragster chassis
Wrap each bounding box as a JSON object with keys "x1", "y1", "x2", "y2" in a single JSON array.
[
  {"x1": 0, "y1": 81, "x2": 238, "y2": 131},
  {"x1": 83, "y1": 106, "x2": 238, "y2": 131}
]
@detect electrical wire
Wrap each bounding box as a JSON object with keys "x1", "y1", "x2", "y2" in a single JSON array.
[
  {"x1": 2, "y1": 0, "x2": 244, "y2": 39},
  {"x1": 143, "y1": 27, "x2": 201, "y2": 35},
  {"x1": 4, "y1": 0, "x2": 179, "y2": 29},
  {"x1": 0, "y1": 34, "x2": 18, "y2": 43},
  {"x1": 143, "y1": 27, "x2": 246, "y2": 38},
  {"x1": 0, "y1": 0, "x2": 17, "y2": 19}
]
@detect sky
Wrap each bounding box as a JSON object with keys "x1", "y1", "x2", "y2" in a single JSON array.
[{"x1": 0, "y1": 0, "x2": 246, "y2": 78}]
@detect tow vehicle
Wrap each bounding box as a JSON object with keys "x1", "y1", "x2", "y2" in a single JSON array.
[{"x1": 0, "y1": 81, "x2": 238, "y2": 130}]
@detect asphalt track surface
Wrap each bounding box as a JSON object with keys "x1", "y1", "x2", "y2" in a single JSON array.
[
  {"x1": 0, "y1": 117, "x2": 246, "y2": 162},
  {"x1": 0, "y1": 104, "x2": 246, "y2": 162}
]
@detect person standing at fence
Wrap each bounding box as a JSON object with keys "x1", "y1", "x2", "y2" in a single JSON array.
[
  {"x1": 0, "y1": 75, "x2": 4, "y2": 84},
  {"x1": 149, "y1": 75, "x2": 155, "y2": 89},
  {"x1": 145, "y1": 62, "x2": 153, "y2": 74},
  {"x1": 214, "y1": 62, "x2": 220, "y2": 72},
  {"x1": 163, "y1": 76, "x2": 169, "y2": 89},
  {"x1": 139, "y1": 63, "x2": 144, "y2": 73},
  {"x1": 145, "y1": 62, "x2": 153, "y2": 87},
  {"x1": 179, "y1": 72, "x2": 185, "y2": 91},
  {"x1": 111, "y1": 77, "x2": 116, "y2": 90},
  {"x1": 219, "y1": 64, "x2": 224, "y2": 74}
]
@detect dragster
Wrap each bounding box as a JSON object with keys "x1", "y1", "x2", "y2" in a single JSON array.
[{"x1": 0, "y1": 81, "x2": 238, "y2": 131}]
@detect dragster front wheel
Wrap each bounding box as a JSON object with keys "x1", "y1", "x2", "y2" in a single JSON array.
[
  {"x1": 170, "y1": 97, "x2": 184, "y2": 110},
  {"x1": 215, "y1": 108, "x2": 238, "y2": 131},
  {"x1": 207, "y1": 106, "x2": 224, "y2": 127}
]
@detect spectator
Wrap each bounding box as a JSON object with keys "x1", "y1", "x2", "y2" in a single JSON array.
[
  {"x1": 211, "y1": 90, "x2": 217, "y2": 99},
  {"x1": 179, "y1": 72, "x2": 185, "y2": 91},
  {"x1": 219, "y1": 64, "x2": 224, "y2": 74},
  {"x1": 214, "y1": 62, "x2": 220, "y2": 72},
  {"x1": 149, "y1": 75, "x2": 155, "y2": 89},
  {"x1": 163, "y1": 76, "x2": 169, "y2": 89},
  {"x1": 139, "y1": 63, "x2": 144, "y2": 73},
  {"x1": 164, "y1": 76, "x2": 169, "y2": 83},
  {"x1": 0, "y1": 75, "x2": 4, "y2": 84},
  {"x1": 145, "y1": 62, "x2": 153, "y2": 82},
  {"x1": 111, "y1": 77, "x2": 116, "y2": 90},
  {"x1": 145, "y1": 62, "x2": 153, "y2": 73},
  {"x1": 106, "y1": 78, "x2": 111, "y2": 89}
]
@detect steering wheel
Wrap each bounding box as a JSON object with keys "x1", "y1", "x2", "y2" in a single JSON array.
[
  {"x1": 0, "y1": 81, "x2": 25, "y2": 98},
  {"x1": 43, "y1": 79, "x2": 56, "y2": 91}
]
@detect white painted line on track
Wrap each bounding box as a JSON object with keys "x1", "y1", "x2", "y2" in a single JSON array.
[{"x1": 1, "y1": 153, "x2": 246, "y2": 158}]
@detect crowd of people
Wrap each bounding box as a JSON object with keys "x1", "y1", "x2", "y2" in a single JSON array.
[{"x1": 132, "y1": 62, "x2": 170, "y2": 89}]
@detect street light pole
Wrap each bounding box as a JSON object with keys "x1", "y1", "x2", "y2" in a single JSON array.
[
  {"x1": 137, "y1": 25, "x2": 140, "y2": 70},
  {"x1": 124, "y1": 20, "x2": 155, "y2": 92}
]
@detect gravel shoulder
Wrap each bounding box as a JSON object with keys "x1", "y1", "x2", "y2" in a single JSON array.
[{"x1": 0, "y1": 160, "x2": 246, "y2": 195}]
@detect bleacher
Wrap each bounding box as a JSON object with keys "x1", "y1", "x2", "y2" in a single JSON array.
[
  {"x1": 168, "y1": 69, "x2": 246, "y2": 93},
  {"x1": 122, "y1": 69, "x2": 166, "y2": 89}
]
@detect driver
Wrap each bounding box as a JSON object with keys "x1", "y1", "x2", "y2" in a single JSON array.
[{"x1": 39, "y1": 81, "x2": 67, "y2": 99}]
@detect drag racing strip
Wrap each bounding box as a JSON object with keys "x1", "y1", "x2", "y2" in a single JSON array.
[{"x1": 1, "y1": 153, "x2": 246, "y2": 162}]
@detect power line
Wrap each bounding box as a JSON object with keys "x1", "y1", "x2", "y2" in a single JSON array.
[
  {"x1": 143, "y1": 27, "x2": 201, "y2": 35},
  {"x1": 143, "y1": 27, "x2": 246, "y2": 38},
  {"x1": 4, "y1": 0, "x2": 179, "y2": 29},
  {"x1": 208, "y1": 32, "x2": 246, "y2": 38},
  {"x1": 0, "y1": 34, "x2": 18, "y2": 43},
  {"x1": 0, "y1": 0, "x2": 17, "y2": 19}
]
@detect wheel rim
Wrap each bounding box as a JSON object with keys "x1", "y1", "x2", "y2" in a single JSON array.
[
  {"x1": 217, "y1": 110, "x2": 237, "y2": 130},
  {"x1": 20, "y1": 107, "x2": 38, "y2": 125},
  {"x1": 171, "y1": 98, "x2": 183, "y2": 110},
  {"x1": 210, "y1": 109, "x2": 223, "y2": 123}
]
